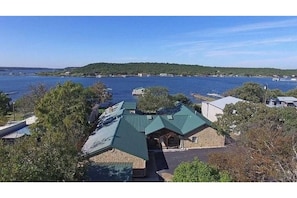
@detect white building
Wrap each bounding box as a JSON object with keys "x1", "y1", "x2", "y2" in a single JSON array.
[
  {"x1": 267, "y1": 96, "x2": 297, "y2": 108},
  {"x1": 202, "y1": 96, "x2": 244, "y2": 122},
  {"x1": 132, "y1": 87, "x2": 145, "y2": 96}
]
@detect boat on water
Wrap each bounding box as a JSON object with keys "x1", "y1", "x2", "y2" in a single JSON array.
[{"x1": 132, "y1": 87, "x2": 145, "y2": 96}]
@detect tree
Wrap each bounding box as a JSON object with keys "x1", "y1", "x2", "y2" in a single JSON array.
[
  {"x1": 209, "y1": 123, "x2": 297, "y2": 182},
  {"x1": 172, "y1": 158, "x2": 232, "y2": 182},
  {"x1": 286, "y1": 88, "x2": 297, "y2": 98},
  {"x1": 87, "y1": 81, "x2": 112, "y2": 105},
  {"x1": 215, "y1": 101, "x2": 267, "y2": 135},
  {"x1": 224, "y1": 82, "x2": 265, "y2": 103},
  {"x1": 215, "y1": 101, "x2": 297, "y2": 136},
  {"x1": 15, "y1": 83, "x2": 48, "y2": 115},
  {"x1": 0, "y1": 131, "x2": 83, "y2": 181},
  {"x1": 0, "y1": 91, "x2": 11, "y2": 125},
  {"x1": 0, "y1": 81, "x2": 94, "y2": 181},
  {"x1": 137, "y1": 86, "x2": 175, "y2": 113},
  {"x1": 33, "y1": 81, "x2": 92, "y2": 146},
  {"x1": 211, "y1": 98, "x2": 297, "y2": 181},
  {"x1": 0, "y1": 91, "x2": 11, "y2": 116},
  {"x1": 170, "y1": 93, "x2": 192, "y2": 105},
  {"x1": 266, "y1": 88, "x2": 285, "y2": 99}
]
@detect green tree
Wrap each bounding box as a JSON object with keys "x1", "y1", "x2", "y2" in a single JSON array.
[
  {"x1": 170, "y1": 93, "x2": 192, "y2": 105},
  {"x1": 215, "y1": 101, "x2": 297, "y2": 136},
  {"x1": 0, "y1": 91, "x2": 11, "y2": 116},
  {"x1": 137, "y1": 86, "x2": 175, "y2": 113},
  {"x1": 0, "y1": 91, "x2": 11, "y2": 125},
  {"x1": 215, "y1": 101, "x2": 267, "y2": 135},
  {"x1": 0, "y1": 82, "x2": 93, "y2": 181},
  {"x1": 286, "y1": 88, "x2": 297, "y2": 98},
  {"x1": 34, "y1": 81, "x2": 92, "y2": 146},
  {"x1": 224, "y1": 82, "x2": 265, "y2": 103},
  {"x1": 266, "y1": 89, "x2": 285, "y2": 99},
  {"x1": 172, "y1": 158, "x2": 232, "y2": 182},
  {"x1": 0, "y1": 131, "x2": 83, "y2": 181}
]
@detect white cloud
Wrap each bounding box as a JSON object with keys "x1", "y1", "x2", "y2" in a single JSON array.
[
  {"x1": 218, "y1": 18, "x2": 297, "y2": 34},
  {"x1": 234, "y1": 55, "x2": 297, "y2": 69}
]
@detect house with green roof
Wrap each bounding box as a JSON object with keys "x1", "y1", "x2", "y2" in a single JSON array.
[{"x1": 81, "y1": 101, "x2": 225, "y2": 180}]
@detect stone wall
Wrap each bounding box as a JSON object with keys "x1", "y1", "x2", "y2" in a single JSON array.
[
  {"x1": 182, "y1": 126, "x2": 225, "y2": 148},
  {"x1": 89, "y1": 148, "x2": 146, "y2": 177}
]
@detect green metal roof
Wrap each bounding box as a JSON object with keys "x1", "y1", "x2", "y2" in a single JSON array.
[
  {"x1": 124, "y1": 104, "x2": 212, "y2": 136},
  {"x1": 82, "y1": 101, "x2": 212, "y2": 161},
  {"x1": 122, "y1": 101, "x2": 137, "y2": 110},
  {"x1": 145, "y1": 116, "x2": 182, "y2": 135},
  {"x1": 124, "y1": 115, "x2": 153, "y2": 132},
  {"x1": 112, "y1": 118, "x2": 149, "y2": 160}
]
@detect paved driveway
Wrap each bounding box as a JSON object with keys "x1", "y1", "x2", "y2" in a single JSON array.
[{"x1": 154, "y1": 146, "x2": 231, "y2": 175}]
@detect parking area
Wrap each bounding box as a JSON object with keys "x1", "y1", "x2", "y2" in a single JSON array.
[
  {"x1": 153, "y1": 146, "x2": 231, "y2": 181},
  {"x1": 133, "y1": 146, "x2": 232, "y2": 182}
]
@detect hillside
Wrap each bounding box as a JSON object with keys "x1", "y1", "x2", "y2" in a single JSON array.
[{"x1": 39, "y1": 62, "x2": 297, "y2": 77}]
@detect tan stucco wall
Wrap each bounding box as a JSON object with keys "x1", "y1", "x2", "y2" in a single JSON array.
[
  {"x1": 89, "y1": 148, "x2": 146, "y2": 170},
  {"x1": 201, "y1": 102, "x2": 223, "y2": 122},
  {"x1": 182, "y1": 126, "x2": 225, "y2": 148}
]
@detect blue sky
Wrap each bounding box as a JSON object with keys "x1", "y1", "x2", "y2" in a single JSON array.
[{"x1": 1, "y1": 16, "x2": 297, "y2": 69}]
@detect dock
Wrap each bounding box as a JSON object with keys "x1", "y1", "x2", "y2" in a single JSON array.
[{"x1": 191, "y1": 93, "x2": 215, "y2": 102}]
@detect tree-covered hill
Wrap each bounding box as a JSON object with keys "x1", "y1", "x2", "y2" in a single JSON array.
[{"x1": 39, "y1": 62, "x2": 297, "y2": 77}]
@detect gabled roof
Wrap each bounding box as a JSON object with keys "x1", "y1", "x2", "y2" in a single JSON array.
[
  {"x1": 82, "y1": 117, "x2": 148, "y2": 160},
  {"x1": 81, "y1": 118, "x2": 119, "y2": 156},
  {"x1": 145, "y1": 116, "x2": 183, "y2": 135},
  {"x1": 207, "y1": 96, "x2": 243, "y2": 110},
  {"x1": 145, "y1": 104, "x2": 212, "y2": 136},
  {"x1": 112, "y1": 119, "x2": 148, "y2": 160},
  {"x1": 82, "y1": 101, "x2": 214, "y2": 161},
  {"x1": 124, "y1": 115, "x2": 152, "y2": 132}
]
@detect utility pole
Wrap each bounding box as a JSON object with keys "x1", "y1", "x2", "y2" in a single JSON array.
[{"x1": 264, "y1": 84, "x2": 268, "y2": 104}]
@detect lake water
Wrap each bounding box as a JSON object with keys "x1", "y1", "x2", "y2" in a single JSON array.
[{"x1": 1, "y1": 69, "x2": 297, "y2": 103}]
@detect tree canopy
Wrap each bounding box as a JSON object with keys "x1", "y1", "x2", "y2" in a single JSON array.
[
  {"x1": 34, "y1": 81, "x2": 92, "y2": 145},
  {"x1": 224, "y1": 82, "x2": 265, "y2": 103},
  {"x1": 0, "y1": 91, "x2": 11, "y2": 125},
  {"x1": 211, "y1": 97, "x2": 297, "y2": 181},
  {"x1": 0, "y1": 81, "x2": 100, "y2": 181},
  {"x1": 172, "y1": 158, "x2": 232, "y2": 182},
  {"x1": 40, "y1": 62, "x2": 297, "y2": 77},
  {"x1": 137, "y1": 86, "x2": 175, "y2": 113}
]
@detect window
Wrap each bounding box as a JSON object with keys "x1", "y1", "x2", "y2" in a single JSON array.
[{"x1": 191, "y1": 136, "x2": 198, "y2": 143}]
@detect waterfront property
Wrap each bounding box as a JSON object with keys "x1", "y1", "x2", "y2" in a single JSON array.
[
  {"x1": 201, "y1": 96, "x2": 244, "y2": 122},
  {"x1": 267, "y1": 96, "x2": 297, "y2": 108},
  {"x1": 81, "y1": 101, "x2": 225, "y2": 180}
]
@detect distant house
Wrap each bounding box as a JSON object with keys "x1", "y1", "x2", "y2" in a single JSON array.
[
  {"x1": 201, "y1": 96, "x2": 244, "y2": 122},
  {"x1": 81, "y1": 101, "x2": 225, "y2": 180},
  {"x1": 267, "y1": 96, "x2": 297, "y2": 108}
]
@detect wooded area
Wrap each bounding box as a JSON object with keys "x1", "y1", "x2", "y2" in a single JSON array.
[{"x1": 39, "y1": 62, "x2": 297, "y2": 77}]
